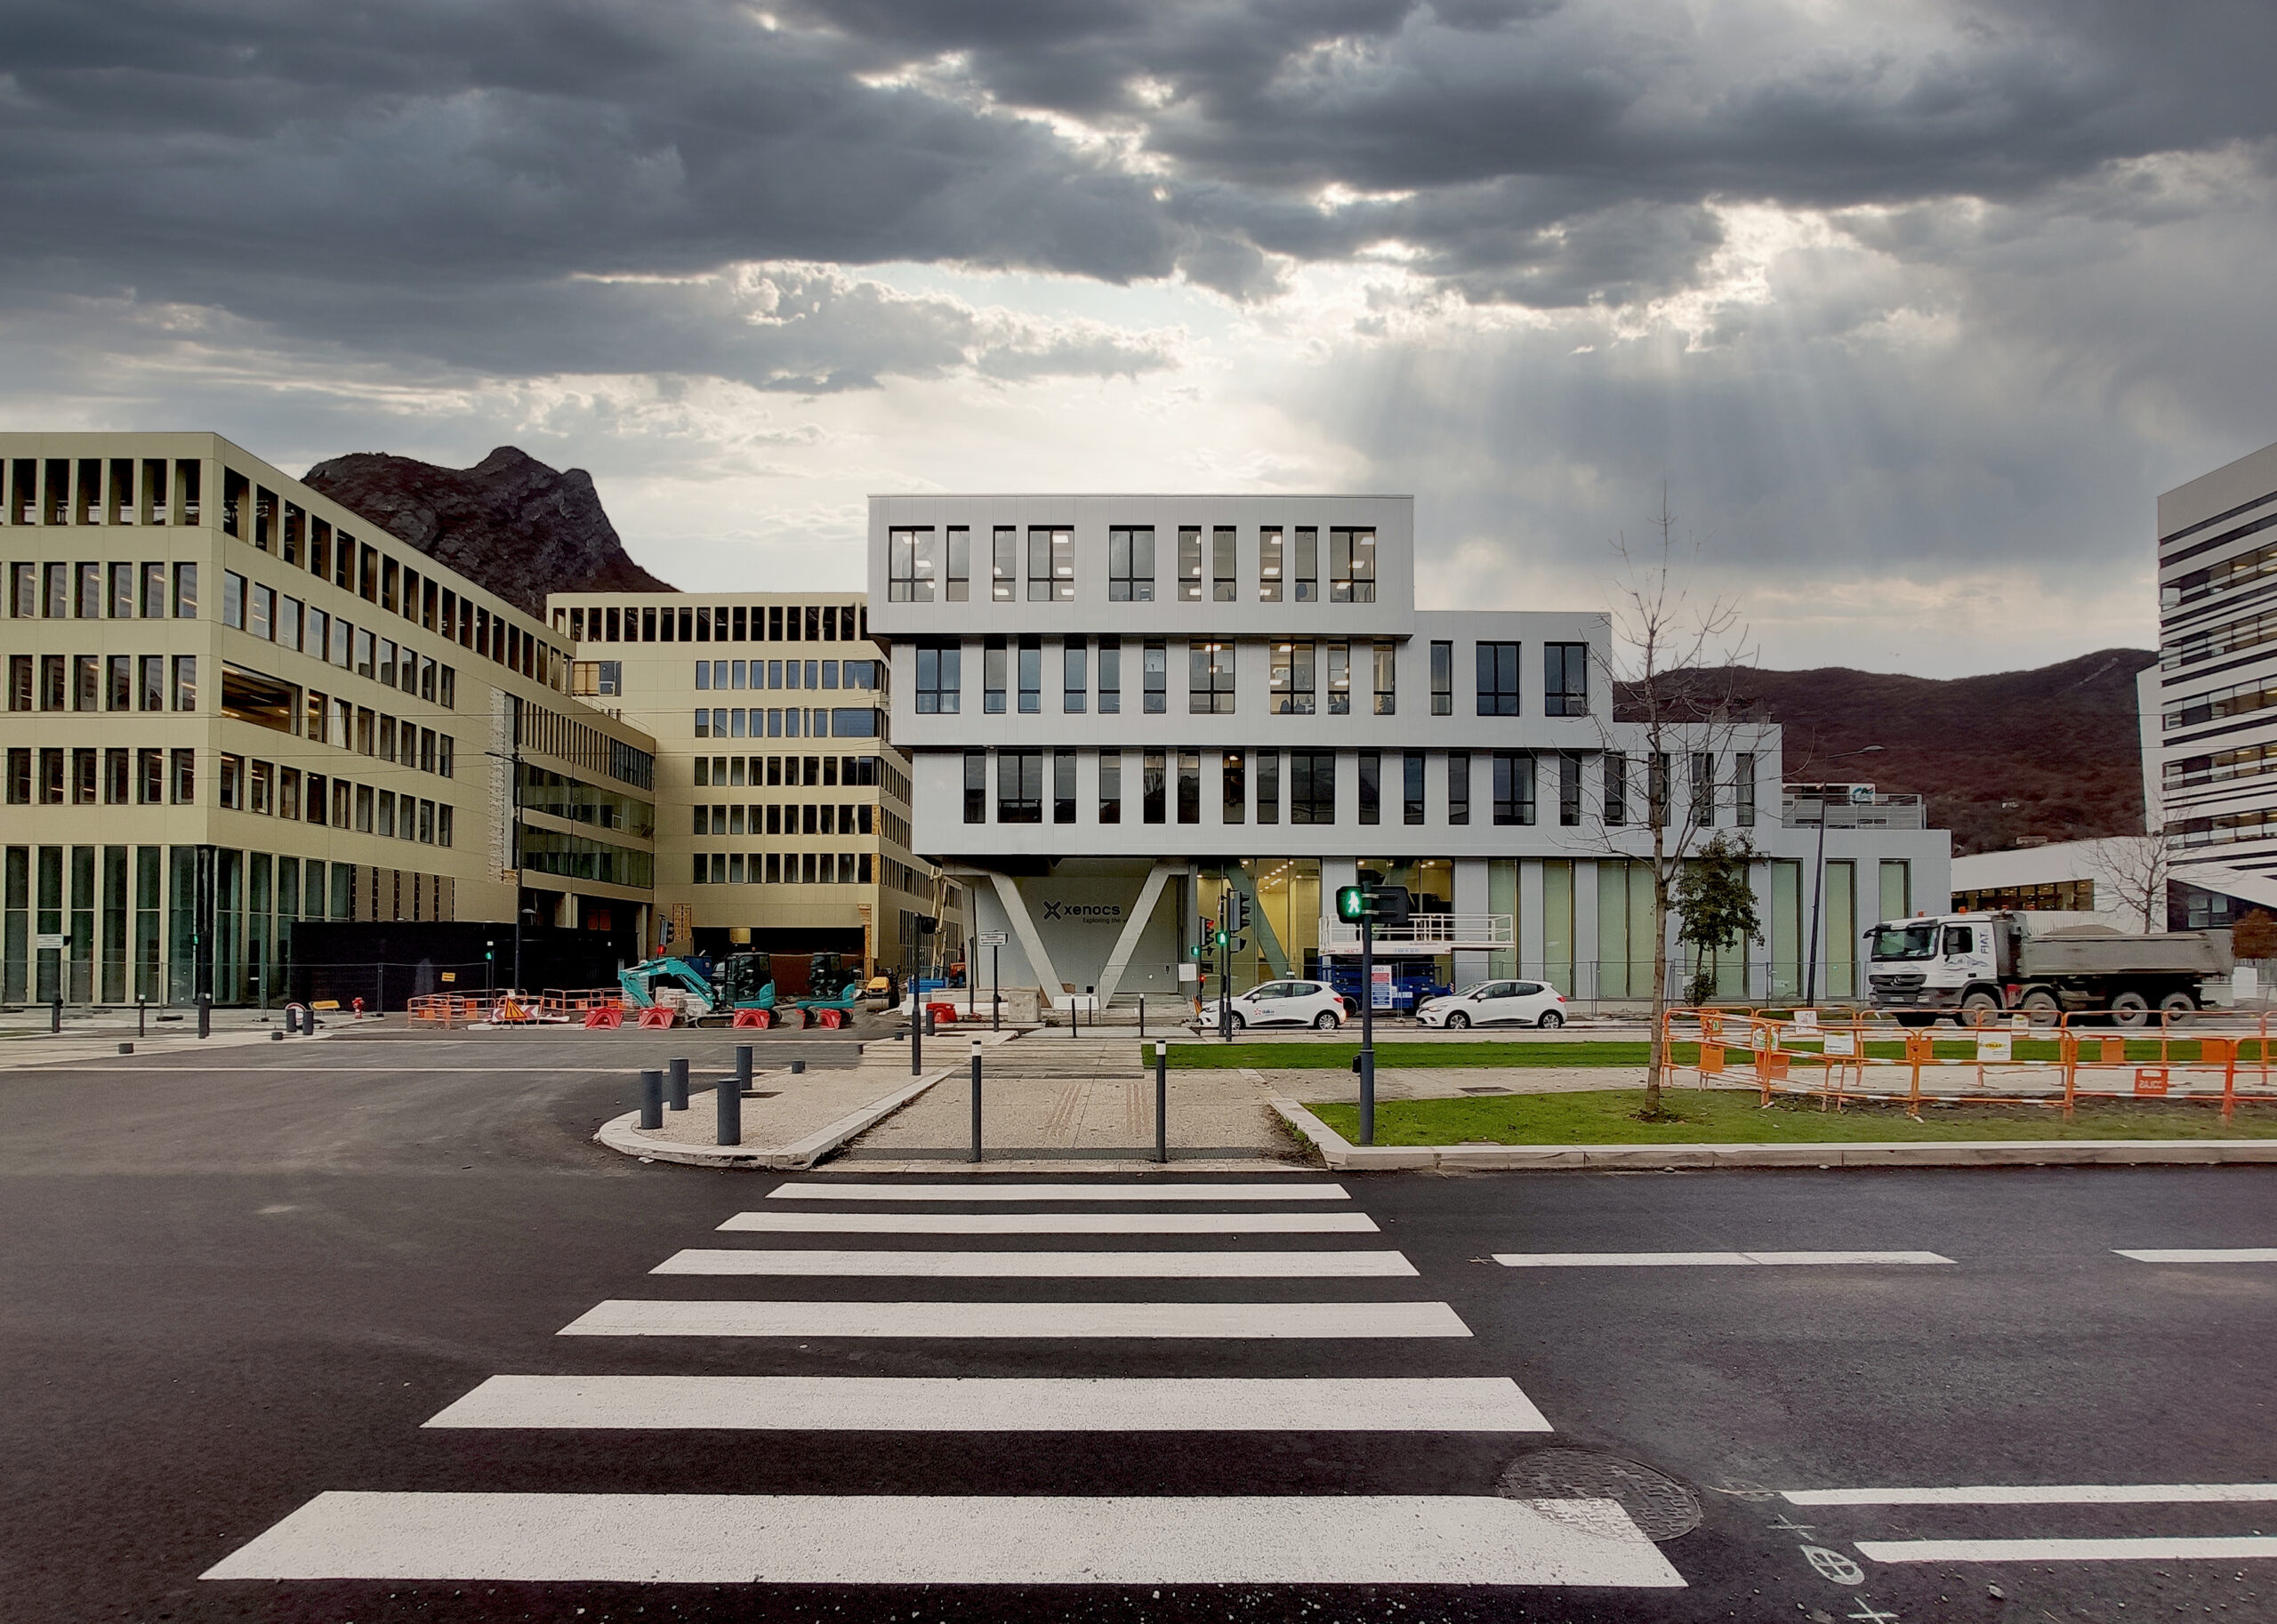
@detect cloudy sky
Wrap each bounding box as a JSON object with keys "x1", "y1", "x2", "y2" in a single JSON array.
[{"x1": 5, "y1": 1, "x2": 2275, "y2": 674}]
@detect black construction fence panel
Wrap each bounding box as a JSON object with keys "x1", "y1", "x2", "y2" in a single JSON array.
[{"x1": 290, "y1": 921, "x2": 633, "y2": 1011}]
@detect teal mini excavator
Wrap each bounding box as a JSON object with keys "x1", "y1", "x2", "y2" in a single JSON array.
[{"x1": 616, "y1": 952, "x2": 776, "y2": 1024}]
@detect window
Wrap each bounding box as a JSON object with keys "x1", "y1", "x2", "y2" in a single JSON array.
[
  {"x1": 1691, "y1": 752, "x2": 1716, "y2": 827},
  {"x1": 1189, "y1": 641, "x2": 1235, "y2": 713},
  {"x1": 1493, "y1": 752, "x2": 1535, "y2": 825},
  {"x1": 1477, "y1": 641, "x2": 1520, "y2": 715},
  {"x1": 1559, "y1": 752, "x2": 1582, "y2": 826},
  {"x1": 108, "y1": 748, "x2": 131, "y2": 805},
  {"x1": 1372, "y1": 641, "x2": 1396, "y2": 715},
  {"x1": 141, "y1": 561, "x2": 165, "y2": 618},
  {"x1": 889, "y1": 527, "x2": 936, "y2": 601},
  {"x1": 218, "y1": 752, "x2": 244, "y2": 810},
  {"x1": 1177, "y1": 751, "x2": 1200, "y2": 824},
  {"x1": 1063, "y1": 638, "x2": 1086, "y2": 713},
  {"x1": 39, "y1": 746, "x2": 62, "y2": 803},
  {"x1": 1212, "y1": 527, "x2": 1236, "y2": 601},
  {"x1": 1325, "y1": 641, "x2": 1351, "y2": 715},
  {"x1": 1029, "y1": 526, "x2": 1073, "y2": 601},
  {"x1": 1357, "y1": 752, "x2": 1380, "y2": 824},
  {"x1": 1447, "y1": 752, "x2": 1470, "y2": 824},
  {"x1": 1053, "y1": 750, "x2": 1076, "y2": 824},
  {"x1": 1098, "y1": 751, "x2": 1122, "y2": 823},
  {"x1": 992, "y1": 527, "x2": 1017, "y2": 602},
  {"x1": 1143, "y1": 640, "x2": 1166, "y2": 714},
  {"x1": 1290, "y1": 752, "x2": 1336, "y2": 824},
  {"x1": 1098, "y1": 638, "x2": 1121, "y2": 714},
  {"x1": 1293, "y1": 527, "x2": 1318, "y2": 602},
  {"x1": 1109, "y1": 527, "x2": 1155, "y2": 601},
  {"x1": 571, "y1": 659, "x2": 622, "y2": 696},
  {"x1": 1605, "y1": 752, "x2": 1628, "y2": 825},
  {"x1": 172, "y1": 655, "x2": 197, "y2": 712},
  {"x1": 1735, "y1": 752, "x2": 1757, "y2": 827},
  {"x1": 77, "y1": 560, "x2": 101, "y2": 618},
  {"x1": 173, "y1": 561, "x2": 197, "y2": 618},
  {"x1": 998, "y1": 749, "x2": 1042, "y2": 823},
  {"x1": 1259, "y1": 527, "x2": 1283, "y2": 601},
  {"x1": 109, "y1": 561, "x2": 133, "y2": 618},
  {"x1": 984, "y1": 638, "x2": 1007, "y2": 714},
  {"x1": 221, "y1": 570, "x2": 245, "y2": 629},
  {"x1": 1018, "y1": 637, "x2": 1042, "y2": 714},
  {"x1": 945, "y1": 526, "x2": 970, "y2": 602},
  {"x1": 1256, "y1": 751, "x2": 1280, "y2": 824},
  {"x1": 1178, "y1": 526, "x2": 1203, "y2": 601},
  {"x1": 6, "y1": 655, "x2": 25, "y2": 712},
  {"x1": 1404, "y1": 752, "x2": 1425, "y2": 824},
  {"x1": 5, "y1": 747, "x2": 26, "y2": 804},
  {"x1": 1330, "y1": 527, "x2": 1376, "y2": 602},
  {"x1": 39, "y1": 654, "x2": 61, "y2": 709},
  {"x1": 249, "y1": 583, "x2": 273, "y2": 640},
  {"x1": 139, "y1": 748, "x2": 163, "y2": 805},
  {"x1": 170, "y1": 748, "x2": 195, "y2": 805},
  {"x1": 1545, "y1": 642, "x2": 1589, "y2": 716},
  {"x1": 106, "y1": 654, "x2": 129, "y2": 712},
  {"x1": 1221, "y1": 751, "x2": 1245, "y2": 824},
  {"x1": 73, "y1": 746, "x2": 97, "y2": 804},
  {"x1": 1143, "y1": 751, "x2": 1167, "y2": 824},
  {"x1": 1271, "y1": 641, "x2": 1315, "y2": 715},
  {"x1": 915, "y1": 643, "x2": 961, "y2": 714},
  {"x1": 73, "y1": 654, "x2": 97, "y2": 711}
]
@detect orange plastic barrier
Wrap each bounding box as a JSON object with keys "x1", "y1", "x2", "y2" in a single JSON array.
[
  {"x1": 491, "y1": 996, "x2": 534, "y2": 1025},
  {"x1": 731, "y1": 1008, "x2": 772, "y2": 1029},
  {"x1": 816, "y1": 1008, "x2": 846, "y2": 1029},
  {"x1": 926, "y1": 1001, "x2": 959, "y2": 1025},
  {"x1": 637, "y1": 1006, "x2": 675, "y2": 1029},
  {"x1": 583, "y1": 1006, "x2": 624, "y2": 1029}
]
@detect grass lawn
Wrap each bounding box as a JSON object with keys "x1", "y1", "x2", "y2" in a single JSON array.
[
  {"x1": 1302, "y1": 1089, "x2": 2277, "y2": 1146},
  {"x1": 1168, "y1": 1038, "x2": 2276, "y2": 1070}
]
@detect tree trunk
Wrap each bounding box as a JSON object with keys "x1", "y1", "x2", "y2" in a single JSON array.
[{"x1": 1645, "y1": 818, "x2": 1669, "y2": 1116}]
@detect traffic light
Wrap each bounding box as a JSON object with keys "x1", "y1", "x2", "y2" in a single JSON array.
[
  {"x1": 1228, "y1": 891, "x2": 1251, "y2": 934},
  {"x1": 1335, "y1": 883, "x2": 1414, "y2": 926},
  {"x1": 1212, "y1": 921, "x2": 1229, "y2": 949}
]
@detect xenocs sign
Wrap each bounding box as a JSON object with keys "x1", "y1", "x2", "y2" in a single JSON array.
[{"x1": 1041, "y1": 900, "x2": 1126, "y2": 924}]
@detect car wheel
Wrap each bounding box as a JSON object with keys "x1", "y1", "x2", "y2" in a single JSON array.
[
  {"x1": 1446, "y1": 1010, "x2": 1470, "y2": 1030},
  {"x1": 1228, "y1": 1012, "x2": 1245, "y2": 1033},
  {"x1": 1313, "y1": 1010, "x2": 1340, "y2": 1030},
  {"x1": 1537, "y1": 1010, "x2": 1563, "y2": 1030}
]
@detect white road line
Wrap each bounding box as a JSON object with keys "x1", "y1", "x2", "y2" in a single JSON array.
[
  {"x1": 651, "y1": 1249, "x2": 1418, "y2": 1278},
  {"x1": 201, "y1": 1491, "x2": 1682, "y2": 1586},
  {"x1": 2116, "y1": 1248, "x2": 2277, "y2": 1263},
  {"x1": 559, "y1": 1298, "x2": 1472, "y2": 1339},
  {"x1": 719, "y1": 1210, "x2": 1381, "y2": 1234},
  {"x1": 766, "y1": 1180, "x2": 1349, "y2": 1202},
  {"x1": 1859, "y1": 1535, "x2": 2277, "y2": 1564},
  {"x1": 1493, "y1": 1250, "x2": 1953, "y2": 1268},
  {"x1": 423, "y1": 1375, "x2": 1553, "y2": 1432},
  {"x1": 1788, "y1": 1483, "x2": 2277, "y2": 1506}
]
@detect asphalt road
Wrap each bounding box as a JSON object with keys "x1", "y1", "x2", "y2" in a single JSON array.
[{"x1": 4, "y1": 1027, "x2": 2274, "y2": 1622}]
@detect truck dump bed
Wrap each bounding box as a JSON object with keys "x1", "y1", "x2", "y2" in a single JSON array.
[{"x1": 2017, "y1": 925, "x2": 2233, "y2": 978}]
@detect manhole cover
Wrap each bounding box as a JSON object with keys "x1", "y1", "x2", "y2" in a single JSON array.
[{"x1": 1497, "y1": 1447, "x2": 1702, "y2": 1540}]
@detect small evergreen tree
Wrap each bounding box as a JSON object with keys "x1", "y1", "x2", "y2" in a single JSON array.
[{"x1": 1674, "y1": 832, "x2": 1763, "y2": 1009}]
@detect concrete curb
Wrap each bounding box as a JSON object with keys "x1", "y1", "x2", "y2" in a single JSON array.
[
  {"x1": 595, "y1": 1068, "x2": 954, "y2": 1170},
  {"x1": 1266, "y1": 1098, "x2": 2277, "y2": 1171}
]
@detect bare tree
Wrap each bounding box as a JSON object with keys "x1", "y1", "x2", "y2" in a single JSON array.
[
  {"x1": 1584, "y1": 489, "x2": 1759, "y2": 1119},
  {"x1": 2082, "y1": 834, "x2": 2171, "y2": 934}
]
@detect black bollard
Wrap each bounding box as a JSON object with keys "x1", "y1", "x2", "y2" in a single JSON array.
[
  {"x1": 667, "y1": 1057, "x2": 689, "y2": 1111},
  {"x1": 197, "y1": 994, "x2": 211, "y2": 1040},
  {"x1": 969, "y1": 1039, "x2": 983, "y2": 1164},
  {"x1": 736, "y1": 1044, "x2": 754, "y2": 1096},
  {"x1": 911, "y1": 1008, "x2": 922, "y2": 1076},
  {"x1": 1155, "y1": 1040, "x2": 1169, "y2": 1163},
  {"x1": 639, "y1": 1068, "x2": 664, "y2": 1130},
  {"x1": 789, "y1": 1058, "x2": 805, "y2": 1075},
  {"x1": 51, "y1": 996, "x2": 60, "y2": 1033},
  {"x1": 925, "y1": 1005, "x2": 937, "y2": 1038},
  {"x1": 1139, "y1": 995, "x2": 1146, "y2": 1041},
  {"x1": 138, "y1": 999, "x2": 147, "y2": 1038},
  {"x1": 716, "y1": 1066, "x2": 742, "y2": 1146}
]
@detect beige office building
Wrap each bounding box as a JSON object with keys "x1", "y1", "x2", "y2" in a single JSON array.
[
  {"x1": 2, "y1": 433, "x2": 658, "y2": 1005},
  {"x1": 547, "y1": 591, "x2": 959, "y2": 977}
]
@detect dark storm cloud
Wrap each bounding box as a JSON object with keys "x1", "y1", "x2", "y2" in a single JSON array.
[{"x1": 0, "y1": 0, "x2": 2271, "y2": 380}]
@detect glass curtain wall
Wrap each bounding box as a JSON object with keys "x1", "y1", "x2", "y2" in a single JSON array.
[
  {"x1": 1824, "y1": 859, "x2": 1856, "y2": 999},
  {"x1": 1488, "y1": 859, "x2": 1517, "y2": 979},
  {"x1": 1541, "y1": 860, "x2": 1574, "y2": 994}
]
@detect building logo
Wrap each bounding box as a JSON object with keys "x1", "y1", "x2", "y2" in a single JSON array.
[{"x1": 1042, "y1": 900, "x2": 1125, "y2": 924}]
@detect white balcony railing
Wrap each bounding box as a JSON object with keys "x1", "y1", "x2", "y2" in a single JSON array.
[{"x1": 1317, "y1": 912, "x2": 1515, "y2": 956}]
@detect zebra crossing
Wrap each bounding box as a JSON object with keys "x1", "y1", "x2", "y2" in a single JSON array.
[{"x1": 203, "y1": 1176, "x2": 1689, "y2": 1593}]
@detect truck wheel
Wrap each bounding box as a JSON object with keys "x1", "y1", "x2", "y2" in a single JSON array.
[
  {"x1": 2159, "y1": 991, "x2": 2197, "y2": 1018},
  {"x1": 1959, "y1": 991, "x2": 2001, "y2": 1025},
  {"x1": 2109, "y1": 991, "x2": 2151, "y2": 1029},
  {"x1": 2019, "y1": 990, "x2": 2061, "y2": 1027}
]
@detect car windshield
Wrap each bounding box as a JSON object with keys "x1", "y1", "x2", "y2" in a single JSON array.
[
  {"x1": 1452, "y1": 983, "x2": 1492, "y2": 998},
  {"x1": 1870, "y1": 923, "x2": 1940, "y2": 961}
]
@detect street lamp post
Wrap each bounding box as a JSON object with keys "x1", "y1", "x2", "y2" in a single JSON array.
[{"x1": 1803, "y1": 745, "x2": 1884, "y2": 1009}]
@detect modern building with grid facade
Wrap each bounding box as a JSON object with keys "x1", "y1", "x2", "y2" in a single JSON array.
[
  {"x1": 1, "y1": 433, "x2": 658, "y2": 1006},
  {"x1": 544, "y1": 591, "x2": 960, "y2": 977},
  {"x1": 868, "y1": 494, "x2": 1950, "y2": 1008}
]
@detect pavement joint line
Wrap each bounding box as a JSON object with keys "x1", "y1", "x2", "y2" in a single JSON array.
[
  {"x1": 1784, "y1": 1483, "x2": 2277, "y2": 1506},
  {"x1": 556, "y1": 1298, "x2": 1473, "y2": 1339},
  {"x1": 1493, "y1": 1250, "x2": 1954, "y2": 1267},
  {"x1": 649, "y1": 1247, "x2": 1421, "y2": 1277},
  {"x1": 1855, "y1": 1535, "x2": 2277, "y2": 1564},
  {"x1": 2114, "y1": 1247, "x2": 2277, "y2": 1262},
  {"x1": 421, "y1": 1375, "x2": 1553, "y2": 1433},
  {"x1": 198, "y1": 1491, "x2": 1682, "y2": 1587},
  {"x1": 767, "y1": 1179, "x2": 1350, "y2": 1201}
]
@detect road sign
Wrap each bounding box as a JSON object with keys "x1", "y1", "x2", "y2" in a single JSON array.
[
  {"x1": 978, "y1": 931, "x2": 1008, "y2": 947},
  {"x1": 34, "y1": 933, "x2": 65, "y2": 951}
]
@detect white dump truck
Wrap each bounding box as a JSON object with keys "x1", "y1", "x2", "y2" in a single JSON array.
[{"x1": 1864, "y1": 911, "x2": 2233, "y2": 1028}]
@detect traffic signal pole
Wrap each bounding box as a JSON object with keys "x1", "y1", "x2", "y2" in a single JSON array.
[{"x1": 1359, "y1": 911, "x2": 1375, "y2": 1146}]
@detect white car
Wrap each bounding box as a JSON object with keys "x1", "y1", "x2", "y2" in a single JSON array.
[
  {"x1": 1415, "y1": 980, "x2": 1567, "y2": 1030},
  {"x1": 1225, "y1": 979, "x2": 1348, "y2": 1032}
]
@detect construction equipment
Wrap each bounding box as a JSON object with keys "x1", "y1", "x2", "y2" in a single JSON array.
[{"x1": 616, "y1": 951, "x2": 777, "y2": 1025}]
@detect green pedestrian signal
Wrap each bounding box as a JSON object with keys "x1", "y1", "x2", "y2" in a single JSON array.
[{"x1": 1335, "y1": 885, "x2": 1366, "y2": 921}]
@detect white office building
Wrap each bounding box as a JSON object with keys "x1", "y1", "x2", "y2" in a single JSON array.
[
  {"x1": 866, "y1": 495, "x2": 1949, "y2": 1009},
  {"x1": 2144, "y1": 438, "x2": 2277, "y2": 929}
]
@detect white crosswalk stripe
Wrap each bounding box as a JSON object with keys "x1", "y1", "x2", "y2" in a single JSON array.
[
  {"x1": 1496, "y1": 1250, "x2": 1952, "y2": 1268},
  {"x1": 1790, "y1": 1479, "x2": 2277, "y2": 1570},
  {"x1": 424, "y1": 1374, "x2": 1555, "y2": 1432},
  {"x1": 208, "y1": 1176, "x2": 1686, "y2": 1594},
  {"x1": 652, "y1": 1246, "x2": 1419, "y2": 1277}
]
